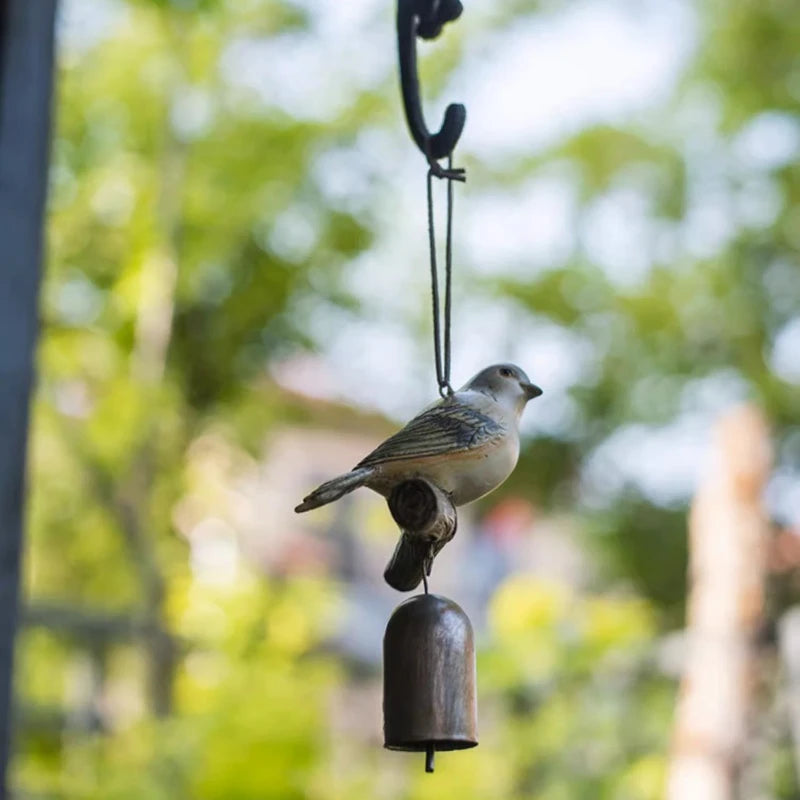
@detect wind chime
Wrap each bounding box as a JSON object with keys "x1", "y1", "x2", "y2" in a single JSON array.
[
  {"x1": 383, "y1": 0, "x2": 475, "y2": 774},
  {"x1": 298, "y1": 0, "x2": 544, "y2": 775}
]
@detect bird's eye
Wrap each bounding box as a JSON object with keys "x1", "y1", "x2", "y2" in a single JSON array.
[{"x1": 499, "y1": 367, "x2": 513, "y2": 378}]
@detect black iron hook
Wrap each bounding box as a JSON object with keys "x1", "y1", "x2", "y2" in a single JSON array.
[{"x1": 397, "y1": 0, "x2": 466, "y2": 181}]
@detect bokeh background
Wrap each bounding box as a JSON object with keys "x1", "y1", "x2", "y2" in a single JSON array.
[{"x1": 13, "y1": 0, "x2": 800, "y2": 797}]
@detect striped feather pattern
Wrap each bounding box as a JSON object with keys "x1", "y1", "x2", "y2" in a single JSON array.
[{"x1": 357, "y1": 397, "x2": 506, "y2": 467}]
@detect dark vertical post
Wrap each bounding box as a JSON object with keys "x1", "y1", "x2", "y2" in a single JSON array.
[{"x1": 0, "y1": 0, "x2": 57, "y2": 794}]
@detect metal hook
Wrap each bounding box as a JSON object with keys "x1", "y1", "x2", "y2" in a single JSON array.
[{"x1": 397, "y1": 0, "x2": 467, "y2": 181}]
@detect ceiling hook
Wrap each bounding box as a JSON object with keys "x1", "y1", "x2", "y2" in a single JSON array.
[{"x1": 397, "y1": 0, "x2": 467, "y2": 182}]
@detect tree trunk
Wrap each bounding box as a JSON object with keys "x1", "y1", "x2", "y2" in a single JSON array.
[{"x1": 667, "y1": 406, "x2": 772, "y2": 800}]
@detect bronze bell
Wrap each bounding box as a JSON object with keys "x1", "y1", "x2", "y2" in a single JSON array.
[{"x1": 383, "y1": 593, "x2": 478, "y2": 772}]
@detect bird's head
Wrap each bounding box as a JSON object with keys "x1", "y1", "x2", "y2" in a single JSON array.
[{"x1": 462, "y1": 363, "x2": 542, "y2": 415}]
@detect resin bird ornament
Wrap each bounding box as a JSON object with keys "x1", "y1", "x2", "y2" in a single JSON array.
[
  {"x1": 295, "y1": 363, "x2": 542, "y2": 514},
  {"x1": 295, "y1": 363, "x2": 542, "y2": 590}
]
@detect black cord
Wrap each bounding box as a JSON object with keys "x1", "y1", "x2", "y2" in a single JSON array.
[
  {"x1": 444, "y1": 154, "x2": 454, "y2": 389},
  {"x1": 427, "y1": 155, "x2": 457, "y2": 398}
]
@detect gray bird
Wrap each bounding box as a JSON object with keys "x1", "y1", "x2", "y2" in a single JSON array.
[{"x1": 295, "y1": 363, "x2": 542, "y2": 588}]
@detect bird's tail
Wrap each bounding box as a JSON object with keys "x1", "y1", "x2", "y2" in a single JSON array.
[{"x1": 294, "y1": 466, "x2": 374, "y2": 513}]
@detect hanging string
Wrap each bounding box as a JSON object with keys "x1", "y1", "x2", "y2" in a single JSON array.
[
  {"x1": 421, "y1": 542, "x2": 435, "y2": 595},
  {"x1": 427, "y1": 154, "x2": 457, "y2": 398},
  {"x1": 444, "y1": 154, "x2": 454, "y2": 389}
]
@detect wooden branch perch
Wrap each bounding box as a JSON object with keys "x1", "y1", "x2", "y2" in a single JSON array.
[
  {"x1": 383, "y1": 479, "x2": 457, "y2": 592},
  {"x1": 667, "y1": 406, "x2": 772, "y2": 800}
]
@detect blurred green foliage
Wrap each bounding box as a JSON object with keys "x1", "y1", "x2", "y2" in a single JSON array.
[{"x1": 13, "y1": 0, "x2": 800, "y2": 797}]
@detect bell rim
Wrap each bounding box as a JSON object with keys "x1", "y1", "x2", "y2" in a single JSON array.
[{"x1": 384, "y1": 737, "x2": 478, "y2": 752}]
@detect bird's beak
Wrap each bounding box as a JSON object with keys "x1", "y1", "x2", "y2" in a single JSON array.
[{"x1": 522, "y1": 382, "x2": 543, "y2": 400}]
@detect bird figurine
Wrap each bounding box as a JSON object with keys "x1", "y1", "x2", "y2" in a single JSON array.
[{"x1": 295, "y1": 363, "x2": 542, "y2": 589}]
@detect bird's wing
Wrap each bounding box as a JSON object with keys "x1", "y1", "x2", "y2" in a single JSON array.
[{"x1": 356, "y1": 396, "x2": 507, "y2": 467}]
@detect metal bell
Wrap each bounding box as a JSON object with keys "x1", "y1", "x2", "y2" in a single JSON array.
[{"x1": 383, "y1": 593, "x2": 478, "y2": 772}]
